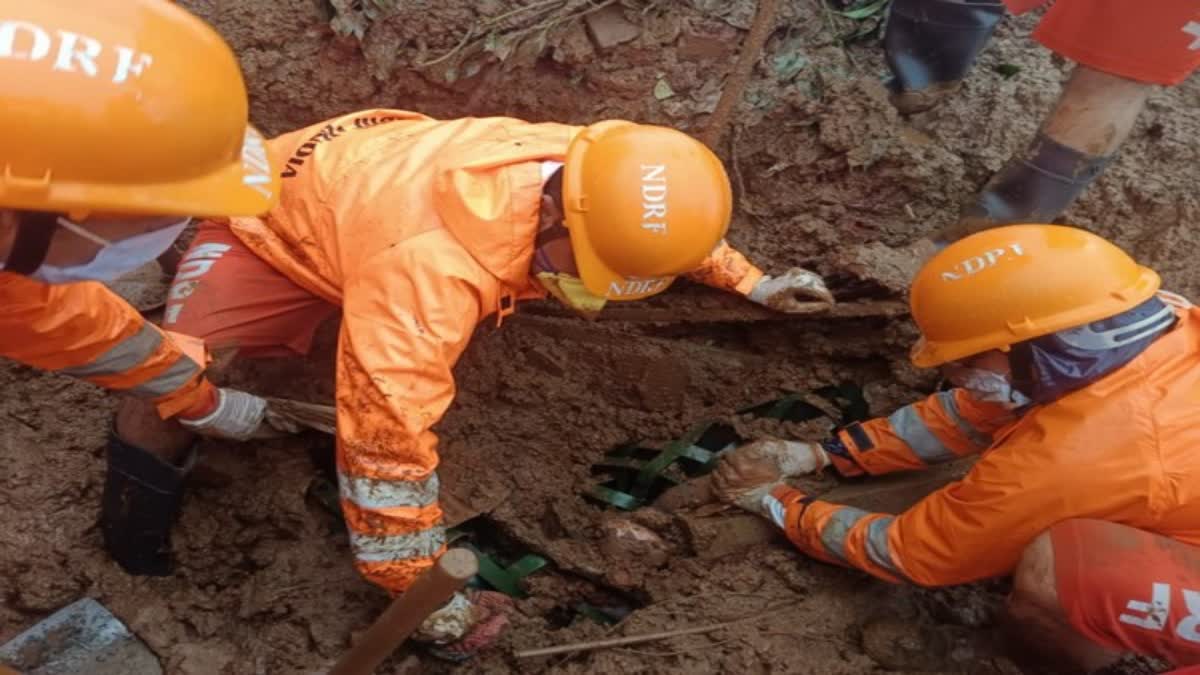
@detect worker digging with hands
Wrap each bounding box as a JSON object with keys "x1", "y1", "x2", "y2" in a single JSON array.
[
  {"x1": 714, "y1": 225, "x2": 1200, "y2": 670},
  {"x1": 72, "y1": 68, "x2": 833, "y2": 667},
  {"x1": 881, "y1": 0, "x2": 1200, "y2": 243},
  {"x1": 3, "y1": 0, "x2": 825, "y2": 661}
]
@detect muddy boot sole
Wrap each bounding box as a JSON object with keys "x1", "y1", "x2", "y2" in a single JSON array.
[{"x1": 890, "y1": 80, "x2": 963, "y2": 115}]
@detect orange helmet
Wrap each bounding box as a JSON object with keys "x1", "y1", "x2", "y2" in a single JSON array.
[
  {"x1": 910, "y1": 224, "x2": 1160, "y2": 367},
  {"x1": 562, "y1": 121, "x2": 731, "y2": 301},
  {"x1": 0, "y1": 0, "x2": 279, "y2": 217}
]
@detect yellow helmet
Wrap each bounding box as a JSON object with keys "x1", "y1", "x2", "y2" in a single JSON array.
[
  {"x1": 562, "y1": 121, "x2": 731, "y2": 301},
  {"x1": 910, "y1": 224, "x2": 1160, "y2": 367},
  {"x1": 0, "y1": 0, "x2": 279, "y2": 217}
]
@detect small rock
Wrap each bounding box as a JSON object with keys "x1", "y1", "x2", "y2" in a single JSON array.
[
  {"x1": 599, "y1": 518, "x2": 669, "y2": 568},
  {"x1": 584, "y1": 5, "x2": 641, "y2": 50},
  {"x1": 677, "y1": 18, "x2": 739, "y2": 61}
]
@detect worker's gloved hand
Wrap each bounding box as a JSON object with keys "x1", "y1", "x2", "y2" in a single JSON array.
[
  {"x1": 178, "y1": 388, "x2": 301, "y2": 441},
  {"x1": 748, "y1": 267, "x2": 834, "y2": 311},
  {"x1": 712, "y1": 439, "x2": 828, "y2": 513},
  {"x1": 418, "y1": 590, "x2": 515, "y2": 662}
]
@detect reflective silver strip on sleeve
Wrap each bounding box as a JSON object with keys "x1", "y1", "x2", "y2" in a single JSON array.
[
  {"x1": 888, "y1": 403, "x2": 955, "y2": 464},
  {"x1": 819, "y1": 507, "x2": 870, "y2": 564},
  {"x1": 59, "y1": 323, "x2": 163, "y2": 379},
  {"x1": 864, "y1": 516, "x2": 910, "y2": 580},
  {"x1": 937, "y1": 391, "x2": 991, "y2": 450},
  {"x1": 350, "y1": 525, "x2": 446, "y2": 563},
  {"x1": 128, "y1": 356, "x2": 201, "y2": 398},
  {"x1": 339, "y1": 472, "x2": 440, "y2": 510}
]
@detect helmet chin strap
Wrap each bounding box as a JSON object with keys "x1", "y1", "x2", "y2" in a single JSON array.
[{"x1": 4, "y1": 211, "x2": 58, "y2": 276}]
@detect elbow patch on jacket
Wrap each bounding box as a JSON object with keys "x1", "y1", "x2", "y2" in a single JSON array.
[
  {"x1": 844, "y1": 423, "x2": 874, "y2": 451},
  {"x1": 821, "y1": 436, "x2": 866, "y2": 477}
]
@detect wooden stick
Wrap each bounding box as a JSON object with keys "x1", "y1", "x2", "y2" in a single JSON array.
[
  {"x1": 515, "y1": 612, "x2": 770, "y2": 659},
  {"x1": 328, "y1": 549, "x2": 478, "y2": 675},
  {"x1": 700, "y1": 0, "x2": 782, "y2": 149}
]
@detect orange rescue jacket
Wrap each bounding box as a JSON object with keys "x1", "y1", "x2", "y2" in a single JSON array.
[
  {"x1": 778, "y1": 304, "x2": 1200, "y2": 585},
  {"x1": 222, "y1": 110, "x2": 764, "y2": 592}
]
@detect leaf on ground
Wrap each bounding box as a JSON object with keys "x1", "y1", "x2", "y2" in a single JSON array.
[
  {"x1": 994, "y1": 63, "x2": 1021, "y2": 79},
  {"x1": 772, "y1": 39, "x2": 809, "y2": 80},
  {"x1": 838, "y1": 0, "x2": 890, "y2": 20},
  {"x1": 653, "y1": 77, "x2": 675, "y2": 100},
  {"x1": 483, "y1": 32, "x2": 517, "y2": 62}
]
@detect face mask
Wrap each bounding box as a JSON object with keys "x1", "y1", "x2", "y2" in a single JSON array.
[
  {"x1": 956, "y1": 368, "x2": 1033, "y2": 409},
  {"x1": 536, "y1": 272, "x2": 607, "y2": 318},
  {"x1": 31, "y1": 217, "x2": 191, "y2": 284}
]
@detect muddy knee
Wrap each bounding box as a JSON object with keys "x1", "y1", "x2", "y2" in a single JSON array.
[
  {"x1": 1006, "y1": 524, "x2": 1124, "y2": 672},
  {"x1": 1010, "y1": 530, "x2": 1057, "y2": 617}
]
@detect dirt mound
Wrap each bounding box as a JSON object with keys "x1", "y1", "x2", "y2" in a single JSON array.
[{"x1": 3, "y1": 1, "x2": 1198, "y2": 673}]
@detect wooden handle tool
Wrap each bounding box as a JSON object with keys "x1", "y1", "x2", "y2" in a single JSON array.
[{"x1": 329, "y1": 549, "x2": 478, "y2": 675}]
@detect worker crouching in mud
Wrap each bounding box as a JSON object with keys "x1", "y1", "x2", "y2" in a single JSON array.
[
  {"x1": 1, "y1": 2, "x2": 835, "y2": 661},
  {"x1": 115, "y1": 113, "x2": 832, "y2": 659},
  {"x1": 714, "y1": 224, "x2": 1200, "y2": 669}
]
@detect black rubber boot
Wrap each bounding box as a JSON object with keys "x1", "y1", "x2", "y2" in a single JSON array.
[
  {"x1": 101, "y1": 431, "x2": 196, "y2": 576},
  {"x1": 884, "y1": 0, "x2": 1006, "y2": 113},
  {"x1": 941, "y1": 133, "x2": 1114, "y2": 242}
]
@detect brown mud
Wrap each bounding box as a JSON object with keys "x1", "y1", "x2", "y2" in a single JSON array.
[{"x1": 3, "y1": 1, "x2": 1198, "y2": 673}]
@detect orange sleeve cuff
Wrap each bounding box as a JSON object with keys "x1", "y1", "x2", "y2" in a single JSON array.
[{"x1": 734, "y1": 266, "x2": 765, "y2": 296}]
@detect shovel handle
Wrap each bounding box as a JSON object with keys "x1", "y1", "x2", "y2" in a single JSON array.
[{"x1": 328, "y1": 549, "x2": 478, "y2": 675}]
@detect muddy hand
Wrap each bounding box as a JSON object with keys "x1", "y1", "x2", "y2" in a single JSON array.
[
  {"x1": 748, "y1": 267, "x2": 834, "y2": 311},
  {"x1": 422, "y1": 590, "x2": 515, "y2": 662},
  {"x1": 712, "y1": 439, "x2": 828, "y2": 512}
]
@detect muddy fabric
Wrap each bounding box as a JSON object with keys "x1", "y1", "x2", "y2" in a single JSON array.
[
  {"x1": 164, "y1": 221, "x2": 338, "y2": 358},
  {"x1": 188, "y1": 109, "x2": 764, "y2": 593},
  {"x1": 1053, "y1": 519, "x2": 1200, "y2": 665},
  {"x1": 782, "y1": 306, "x2": 1200, "y2": 586}
]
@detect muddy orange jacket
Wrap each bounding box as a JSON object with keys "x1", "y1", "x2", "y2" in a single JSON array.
[
  {"x1": 777, "y1": 305, "x2": 1200, "y2": 586},
  {"x1": 0, "y1": 109, "x2": 763, "y2": 593},
  {"x1": 222, "y1": 110, "x2": 763, "y2": 592}
]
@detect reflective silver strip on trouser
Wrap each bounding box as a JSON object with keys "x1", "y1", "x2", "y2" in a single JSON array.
[
  {"x1": 350, "y1": 525, "x2": 446, "y2": 563},
  {"x1": 888, "y1": 401, "x2": 956, "y2": 464},
  {"x1": 339, "y1": 472, "x2": 440, "y2": 510},
  {"x1": 936, "y1": 391, "x2": 991, "y2": 450},
  {"x1": 819, "y1": 507, "x2": 909, "y2": 580},
  {"x1": 58, "y1": 323, "x2": 200, "y2": 398}
]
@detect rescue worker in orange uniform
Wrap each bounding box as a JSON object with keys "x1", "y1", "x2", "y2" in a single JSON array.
[
  {"x1": 0, "y1": 0, "x2": 292, "y2": 577},
  {"x1": 108, "y1": 109, "x2": 834, "y2": 658},
  {"x1": 714, "y1": 225, "x2": 1200, "y2": 668},
  {"x1": 97, "y1": 114, "x2": 832, "y2": 656},
  {"x1": 882, "y1": 0, "x2": 1200, "y2": 242},
  {"x1": 3, "y1": 0, "x2": 834, "y2": 659}
]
